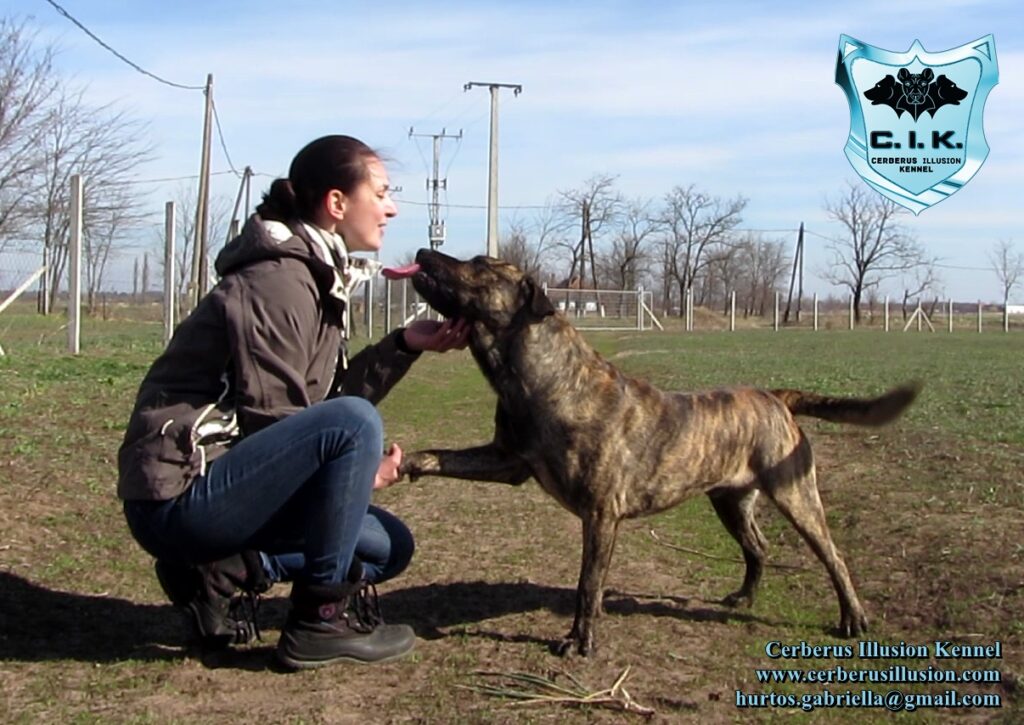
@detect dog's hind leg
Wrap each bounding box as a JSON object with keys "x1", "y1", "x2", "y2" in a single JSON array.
[
  {"x1": 558, "y1": 511, "x2": 620, "y2": 657},
  {"x1": 708, "y1": 487, "x2": 768, "y2": 608},
  {"x1": 762, "y1": 439, "x2": 868, "y2": 637}
]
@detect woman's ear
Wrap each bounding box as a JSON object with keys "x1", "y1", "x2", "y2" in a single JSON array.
[{"x1": 326, "y1": 189, "x2": 347, "y2": 222}]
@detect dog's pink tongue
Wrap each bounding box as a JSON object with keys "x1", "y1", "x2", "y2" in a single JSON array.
[{"x1": 382, "y1": 263, "x2": 421, "y2": 280}]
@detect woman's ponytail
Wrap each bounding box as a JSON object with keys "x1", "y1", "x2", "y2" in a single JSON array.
[{"x1": 255, "y1": 178, "x2": 299, "y2": 222}]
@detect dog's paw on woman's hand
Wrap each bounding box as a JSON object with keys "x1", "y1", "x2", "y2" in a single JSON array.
[
  {"x1": 398, "y1": 452, "x2": 427, "y2": 482},
  {"x1": 398, "y1": 451, "x2": 442, "y2": 482}
]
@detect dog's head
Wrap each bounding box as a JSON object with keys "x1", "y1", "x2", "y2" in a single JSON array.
[{"x1": 409, "y1": 249, "x2": 554, "y2": 331}]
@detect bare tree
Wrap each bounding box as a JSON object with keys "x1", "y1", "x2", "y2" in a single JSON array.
[
  {"x1": 823, "y1": 182, "x2": 923, "y2": 323},
  {"x1": 0, "y1": 17, "x2": 59, "y2": 248},
  {"x1": 557, "y1": 175, "x2": 622, "y2": 290},
  {"x1": 499, "y1": 200, "x2": 567, "y2": 281},
  {"x1": 704, "y1": 245, "x2": 742, "y2": 314},
  {"x1": 735, "y1": 234, "x2": 789, "y2": 316},
  {"x1": 498, "y1": 219, "x2": 534, "y2": 273},
  {"x1": 33, "y1": 89, "x2": 152, "y2": 311},
  {"x1": 658, "y1": 184, "x2": 746, "y2": 317},
  {"x1": 899, "y1": 260, "x2": 942, "y2": 320},
  {"x1": 990, "y1": 239, "x2": 1024, "y2": 332},
  {"x1": 84, "y1": 186, "x2": 145, "y2": 313},
  {"x1": 601, "y1": 198, "x2": 657, "y2": 291},
  {"x1": 155, "y1": 182, "x2": 232, "y2": 302}
]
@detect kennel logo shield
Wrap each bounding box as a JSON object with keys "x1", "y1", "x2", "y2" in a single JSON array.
[{"x1": 835, "y1": 35, "x2": 998, "y2": 214}]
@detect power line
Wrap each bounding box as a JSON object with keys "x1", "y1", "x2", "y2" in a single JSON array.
[
  {"x1": 42, "y1": 0, "x2": 205, "y2": 91},
  {"x1": 934, "y1": 262, "x2": 992, "y2": 272},
  {"x1": 395, "y1": 198, "x2": 549, "y2": 210},
  {"x1": 803, "y1": 230, "x2": 992, "y2": 271},
  {"x1": 211, "y1": 99, "x2": 242, "y2": 177},
  {"x1": 131, "y1": 170, "x2": 242, "y2": 185}
]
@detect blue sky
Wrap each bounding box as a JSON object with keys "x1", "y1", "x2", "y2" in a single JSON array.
[{"x1": 26, "y1": 0, "x2": 1024, "y2": 302}]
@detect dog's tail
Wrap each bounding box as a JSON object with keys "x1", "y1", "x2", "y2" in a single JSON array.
[{"x1": 769, "y1": 382, "x2": 921, "y2": 427}]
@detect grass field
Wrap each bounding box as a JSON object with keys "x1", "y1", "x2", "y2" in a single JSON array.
[{"x1": 0, "y1": 307, "x2": 1020, "y2": 723}]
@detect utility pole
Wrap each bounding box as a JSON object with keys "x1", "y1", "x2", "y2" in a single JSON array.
[
  {"x1": 409, "y1": 128, "x2": 462, "y2": 250},
  {"x1": 464, "y1": 81, "x2": 522, "y2": 257},
  {"x1": 189, "y1": 73, "x2": 214, "y2": 311},
  {"x1": 796, "y1": 222, "x2": 804, "y2": 321},
  {"x1": 783, "y1": 222, "x2": 805, "y2": 323},
  {"x1": 226, "y1": 166, "x2": 254, "y2": 245}
]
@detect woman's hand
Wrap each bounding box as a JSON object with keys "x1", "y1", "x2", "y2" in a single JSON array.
[
  {"x1": 402, "y1": 318, "x2": 470, "y2": 353},
  {"x1": 374, "y1": 444, "x2": 403, "y2": 490}
]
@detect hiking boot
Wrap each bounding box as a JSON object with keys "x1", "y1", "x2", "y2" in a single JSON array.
[
  {"x1": 276, "y1": 568, "x2": 415, "y2": 670},
  {"x1": 155, "y1": 551, "x2": 270, "y2": 649}
]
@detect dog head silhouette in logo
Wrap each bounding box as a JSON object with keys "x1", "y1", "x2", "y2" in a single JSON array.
[
  {"x1": 863, "y1": 67, "x2": 967, "y2": 121},
  {"x1": 932, "y1": 74, "x2": 968, "y2": 106}
]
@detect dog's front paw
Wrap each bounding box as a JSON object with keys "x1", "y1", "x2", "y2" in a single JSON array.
[
  {"x1": 554, "y1": 628, "x2": 594, "y2": 657},
  {"x1": 398, "y1": 451, "x2": 432, "y2": 482},
  {"x1": 838, "y1": 608, "x2": 869, "y2": 638},
  {"x1": 721, "y1": 588, "x2": 755, "y2": 609},
  {"x1": 835, "y1": 606, "x2": 868, "y2": 638}
]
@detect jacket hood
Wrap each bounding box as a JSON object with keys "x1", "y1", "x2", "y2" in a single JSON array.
[
  {"x1": 214, "y1": 215, "x2": 317, "y2": 277},
  {"x1": 213, "y1": 215, "x2": 384, "y2": 339}
]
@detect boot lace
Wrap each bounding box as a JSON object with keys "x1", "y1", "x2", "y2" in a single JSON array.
[
  {"x1": 347, "y1": 580, "x2": 384, "y2": 633},
  {"x1": 227, "y1": 589, "x2": 263, "y2": 644}
]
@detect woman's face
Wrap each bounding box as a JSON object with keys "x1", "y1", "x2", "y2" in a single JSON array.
[{"x1": 336, "y1": 157, "x2": 398, "y2": 253}]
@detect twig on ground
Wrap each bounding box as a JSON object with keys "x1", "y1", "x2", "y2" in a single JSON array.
[
  {"x1": 649, "y1": 528, "x2": 808, "y2": 571},
  {"x1": 462, "y1": 665, "x2": 656, "y2": 718}
]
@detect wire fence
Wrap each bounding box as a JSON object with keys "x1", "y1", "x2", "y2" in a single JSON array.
[
  {"x1": 4, "y1": 266, "x2": 1020, "y2": 357},
  {"x1": 2, "y1": 195, "x2": 1022, "y2": 356}
]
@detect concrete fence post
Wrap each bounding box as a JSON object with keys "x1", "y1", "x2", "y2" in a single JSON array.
[
  {"x1": 164, "y1": 201, "x2": 176, "y2": 343},
  {"x1": 68, "y1": 174, "x2": 83, "y2": 354}
]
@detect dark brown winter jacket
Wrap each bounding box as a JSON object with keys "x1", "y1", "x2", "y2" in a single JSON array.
[{"x1": 117, "y1": 215, "x2": 418, "y2": 501}]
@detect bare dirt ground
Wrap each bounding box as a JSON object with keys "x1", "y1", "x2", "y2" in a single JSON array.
[{"x1": 1, "y1": 427, "x2": 1019, "y2": 723}]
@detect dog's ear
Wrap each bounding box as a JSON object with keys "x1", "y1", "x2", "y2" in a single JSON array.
[{"x1": 521, "y1": 277, "x2": 555, "y2": 318}]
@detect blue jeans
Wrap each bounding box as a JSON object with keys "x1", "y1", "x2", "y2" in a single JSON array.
[{"x1": 123, "y1": 397, "x2": 414, "y2": 586}]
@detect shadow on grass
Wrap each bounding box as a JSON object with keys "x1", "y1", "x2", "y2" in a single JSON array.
[
  {"x1": 0, "y1": 571, "x2": 179, "y2": 662},
  {"x1": 0, "y1": 571, "x2": 284, "y2": 670},
  {"x1": 0, "y1": 572, "x2": 773, "y2": 666},
  {"x1": 380, "y1": 580, "x2": 774, "y2": 648}
]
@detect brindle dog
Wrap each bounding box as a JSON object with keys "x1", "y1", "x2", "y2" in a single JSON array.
[{"x1": 400, "y1": 250, "x2": 919, "y2": 656}]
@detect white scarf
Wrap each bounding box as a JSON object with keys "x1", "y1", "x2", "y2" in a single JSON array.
[{"x1": 262, "y1": 220, "x2": 382, "y2": 345}]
